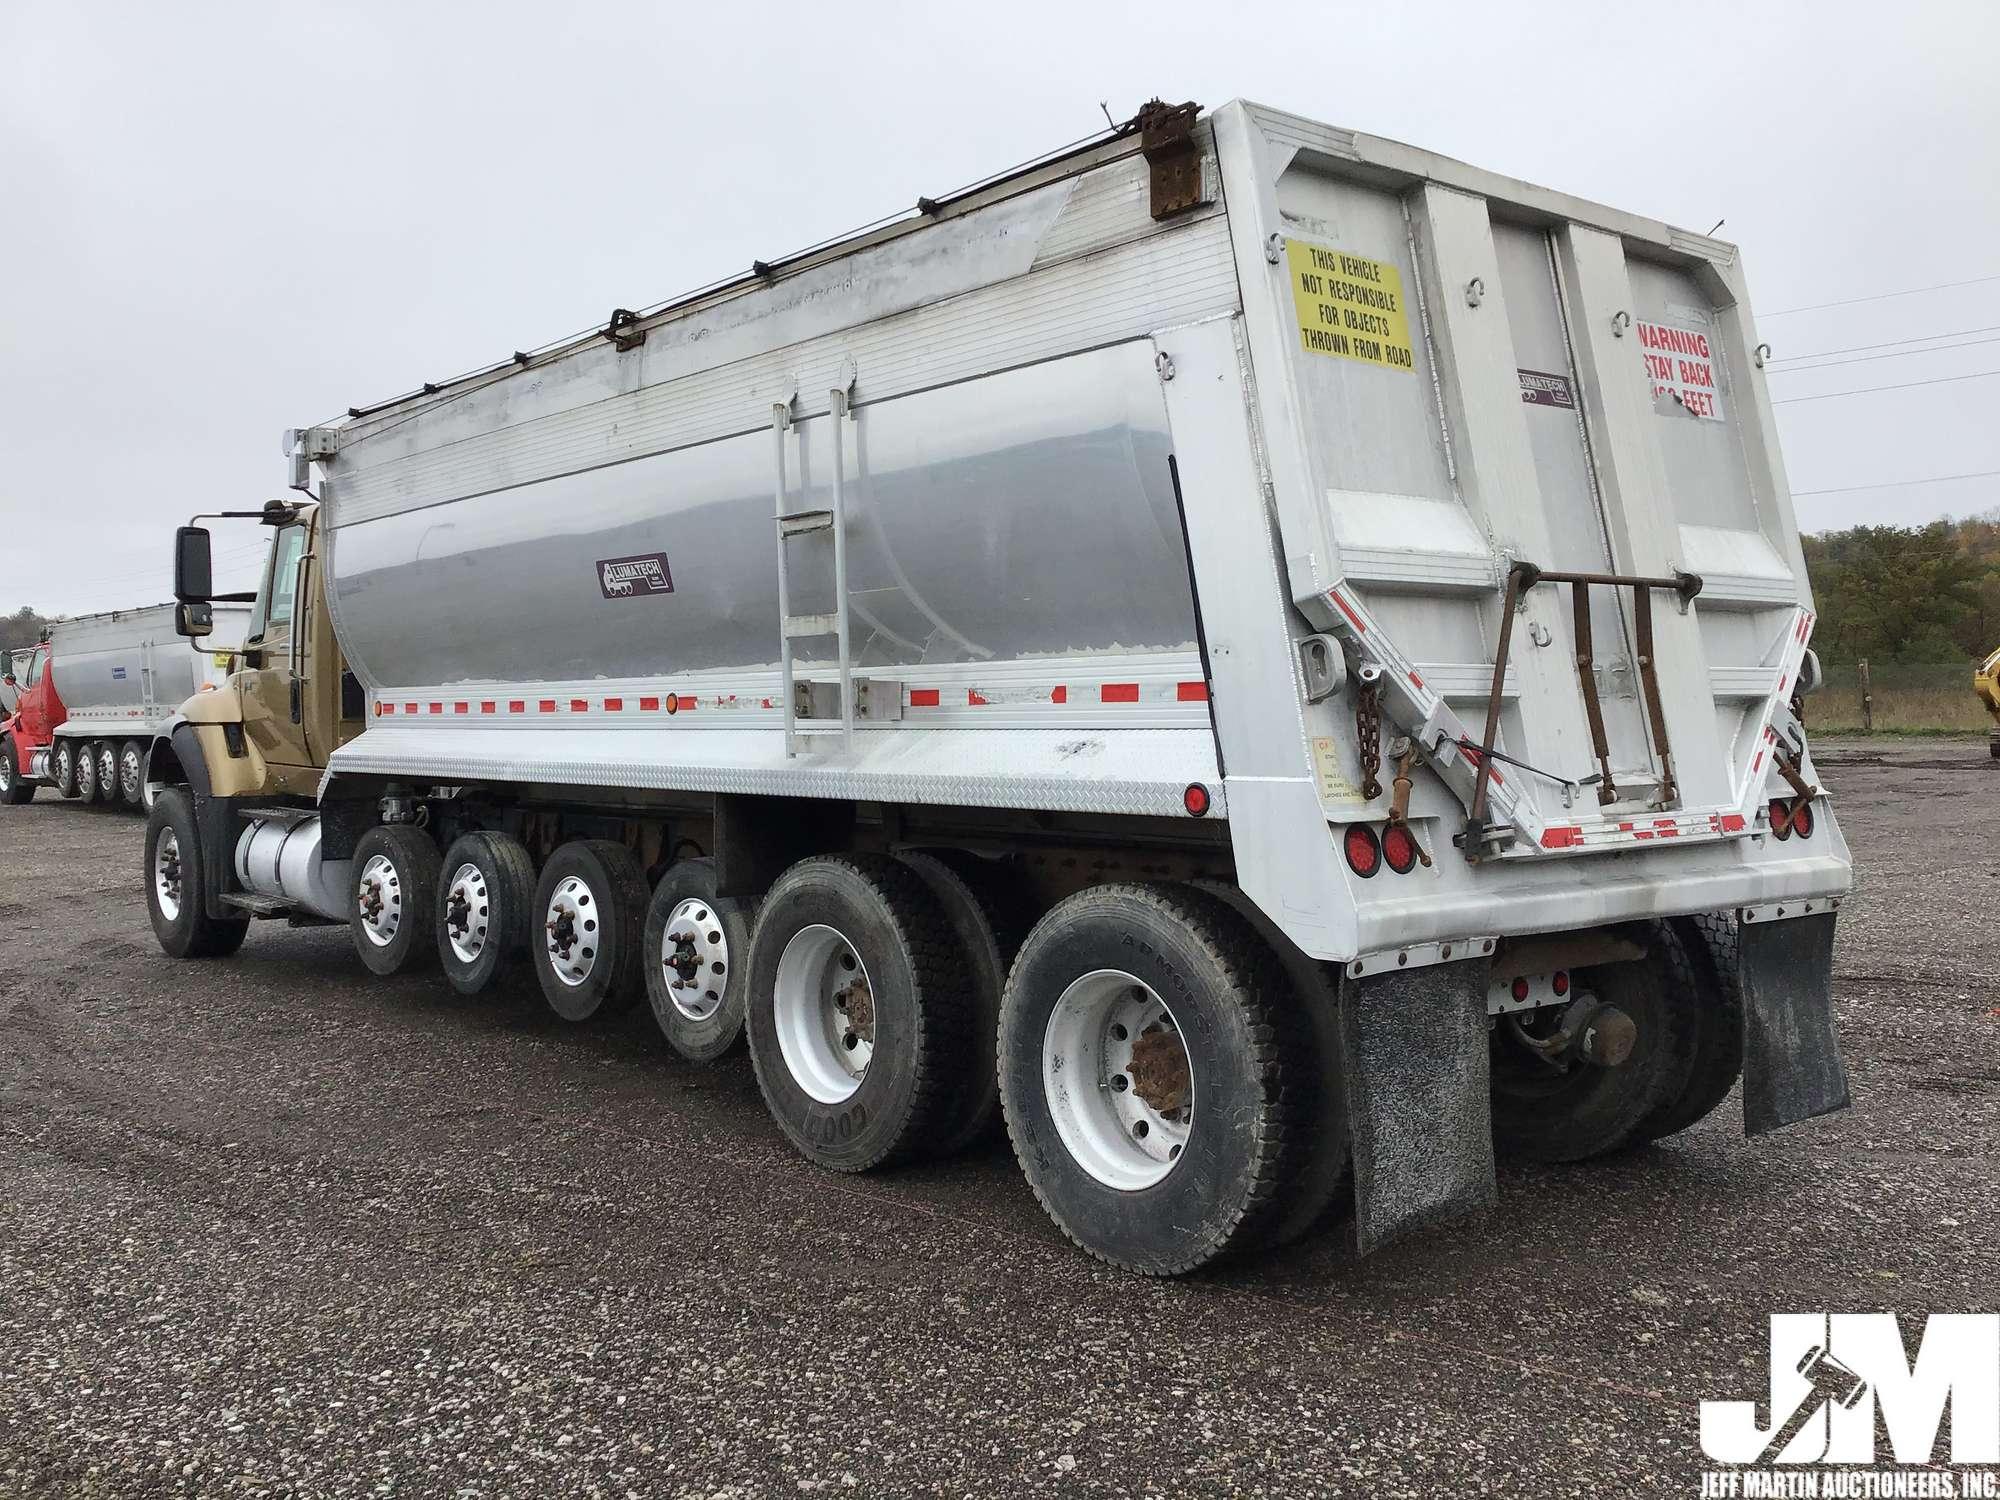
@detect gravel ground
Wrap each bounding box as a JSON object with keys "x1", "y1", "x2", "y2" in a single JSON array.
[{"x1": 1, "y1": 736, "x2": 1994, "y2": 1498}]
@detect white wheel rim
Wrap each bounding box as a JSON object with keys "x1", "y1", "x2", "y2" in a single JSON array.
[
  {"x1": 773, "y1": 923, "x2": 872, "y2": 1103},
  {"x1": 154, "y1": 829, "x2": 183, "y2": 922},
  {"x1": 544, "y1": 874, "x2": 601, "y2": 988},
  {"x1": 443, "y1": 861, "x2": 491, "y2": 966},
  {"x1": 56, "y1": 744, "x2": 71, "y2": 784},
  {"x1": 98, "y1": 747, "x2": 115, "y2": 789},
  {"x1": 1042, "y1": 969, "x2": 1194, "y2": 1191},
  {"x1": 0, "y1": 754, "x2": 10, "y2": 791},
  {"x1": 356, "y1": 852, "x2": 404, "y2": 948},
  {"x1": 77, "y1": 750, "x2": 94, "y2": 795},
  {"x1": 660, "y1": 896, "x2": 730, "y2": 1022},
  {"x1": 121, "y1": 748, "x2": 141, "y2": 801}
]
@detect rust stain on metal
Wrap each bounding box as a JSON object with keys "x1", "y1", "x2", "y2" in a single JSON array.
[{"x1": 1126, "y1": 1025, "x2": 1190, "y2": 1113}]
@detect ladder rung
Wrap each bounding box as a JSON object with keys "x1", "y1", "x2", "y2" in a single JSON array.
[
  {"x1": 789, "y1": 722, "x2": 848, "y2": 735},
  {"x1": 783, "y1": 613, "x2": 839, "y2": 639},
  {"x1": 777, "y1": 509, "x2": 835, "y2": 537}
]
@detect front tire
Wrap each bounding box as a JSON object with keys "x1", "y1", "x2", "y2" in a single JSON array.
[
  {"x1": 350, "y1": 825, "x2": 442, "y2": 977},
  {"x1": 746, "y1": 855, "x2": 970, "y2": 1173},
  {"x1": 532, "y1": 840, "x2": 648, "y2": 1021},
  {"x1": 435, "y1": 831, "x2": 538, "y2": 996},
  {"x1": 0, "y1": 738, "x2": 33, "y2": 805},
  {"x1": 642, "y1": 856, "x2": 756, "y2": 1062},
  {"x1": 998, "y1": 883, "x2": 1298, "y2": 1276},
  {"x1": 145, "y1": 788, "x2": 249, "y2": 959},
  {"x1": 117, "y1": 741, "x2": 146, "y2": 808}
]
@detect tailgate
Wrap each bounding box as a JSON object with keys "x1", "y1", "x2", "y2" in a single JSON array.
[{"x1": 1217, "y1": 105, "x2": 1819, "y2": 863}]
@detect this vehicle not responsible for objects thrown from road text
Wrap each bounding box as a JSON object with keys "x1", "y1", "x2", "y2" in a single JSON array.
[{"x1": 141, "y1": 99, "x2": 1852, "y2": 1273}]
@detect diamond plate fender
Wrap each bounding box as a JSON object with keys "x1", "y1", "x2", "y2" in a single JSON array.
[
  {"x1": 1338, "y1": 954, "x2": 1496, "y2": 1254},
  {"x1": 1739, "y1": 910, "x2": 1850, "y2": 1135}
]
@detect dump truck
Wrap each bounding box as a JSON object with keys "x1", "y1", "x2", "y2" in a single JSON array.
[
  {"x1": 0, "y1": 604, "x2": 247, "y2": 810},
  {"x1": 1976, "y1": 648, "x2": 2000, "y2": 758},
  {"x1": 141, "y1": 99, "x2": 1851, "y2": 1273}
]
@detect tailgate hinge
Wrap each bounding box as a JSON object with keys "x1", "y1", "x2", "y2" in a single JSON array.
[{"x1": 1137, "y1": 99, "x2": 1206, "y2": 221}]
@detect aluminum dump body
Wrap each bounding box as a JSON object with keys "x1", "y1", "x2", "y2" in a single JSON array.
[
  {"x1": 305, "y1": 99, "x2": 1849, "y2": 962},
  {"x1": 51, "y1": 604, "x2": 248, "y2": 737}
]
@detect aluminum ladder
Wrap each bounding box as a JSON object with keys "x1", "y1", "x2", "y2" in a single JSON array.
[{"x1": 772, "y1": 380, "x2": 855, "y2": 756}]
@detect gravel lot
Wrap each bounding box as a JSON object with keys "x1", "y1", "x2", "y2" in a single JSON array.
[{"x1": 2, "y1": 736, "x2": 1994, "y2": 1498}]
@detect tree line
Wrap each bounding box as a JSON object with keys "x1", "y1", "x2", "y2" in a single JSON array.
[{"x1": 1801, "y1": 514, "x2": 2000, "y2": 664}]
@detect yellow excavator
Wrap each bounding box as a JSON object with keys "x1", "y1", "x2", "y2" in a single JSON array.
[{"x1": 1978, "y1": 648, "x2": 2000, "y2": 759}]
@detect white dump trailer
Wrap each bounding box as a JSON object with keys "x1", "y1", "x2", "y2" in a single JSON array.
[{"x1": 146, "y1": 99, "x2": 1850, "y2": 1273}]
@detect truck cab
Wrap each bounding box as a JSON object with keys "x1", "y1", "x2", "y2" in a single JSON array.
[{"x1": 0, "y1": 642, "x2": 56, "y2": 803}]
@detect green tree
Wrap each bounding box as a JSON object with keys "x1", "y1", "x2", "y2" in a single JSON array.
[{"x1": 0, "y1": 607, "x2": 49, "y2": 652}]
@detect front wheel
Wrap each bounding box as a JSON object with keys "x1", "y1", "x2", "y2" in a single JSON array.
[
  {"x1": 0, "y1": 738, "x2": 33, "y2": 805},
  {"x1": 998, "y1": 883, "x2": 1299, "y2": 1275},
  {"x1": 145, "y1": 788, "x2": 249, "y2": 958}
]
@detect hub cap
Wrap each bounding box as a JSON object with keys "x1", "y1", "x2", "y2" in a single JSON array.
[
  {"x1": 660, "y1": 897, "x2": 730, "y2": 1021},
  {"x1": 543, "y1": 875, "x2": 599, "y2": 988},
  {"x1": 1042, "y1": 970, "x2": 1194, "y2": 1191},
  {"x1": 56, "y1": 743, "x2": 72, "y2": 786},
  {"x1": 154, "y1": 829, "x2": 183, "y2": 922},
  {"x1": 97, "y1": 746, "x2": 115, "y2": 792},
  {"x1": 772, "y1": 924, "x2": 873, "y2": 1103},
  {"x1": 355, "y1": 853, "x2": 405, "y2": 948},
  {"x1": 120, "y1": 748, "x2": 141, "y2": 802},
  {"x1": 0, "y1": 753, "x2": 10, "y2": 791},
  {"x1": 443, "y1": 861, "x2": 491, "y2": 966}
]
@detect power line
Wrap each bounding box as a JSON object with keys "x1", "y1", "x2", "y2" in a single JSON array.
[
  {"x1": 1763, "y1": 273, "x2": 2000, "y2": 318},
  {"x1": 1769, "y1": 332, "x2": 2000, "y2": 374},
  {"x1": 1770, "y1": 369, "x2": 2000, "y2": 404},
  {"x1": 1770, "y1": 323, "x2": 2000, "y2": 363},
  {"x1": 1793, "y1": 468, "x2": 2000, "y2": 496}
]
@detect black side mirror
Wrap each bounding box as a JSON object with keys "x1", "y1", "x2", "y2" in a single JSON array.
[
  {"x1": 175, "y1": 601, "x2": 215, "y2": 639},
  {"x1": 175, "y1": 526, "x2": 214, "y2": 603}
]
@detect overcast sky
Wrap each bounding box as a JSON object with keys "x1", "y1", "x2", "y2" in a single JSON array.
[{"x1": 3, "y1": 0, "x2": 1996, "y2": 617}]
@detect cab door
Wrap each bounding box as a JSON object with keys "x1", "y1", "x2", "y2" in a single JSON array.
[{"x1": 238, "y1": 519, "x2": 318, "y2": 794}]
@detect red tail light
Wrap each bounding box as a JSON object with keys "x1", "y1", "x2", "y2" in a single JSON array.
[
  {"x1": 1790, "y1": 801, "x2": 1814, "y2": 839},
  {"x1": 1381, "y1": 823, "x2": 1419, "y2": 875},
  {"x1": 1182, "y1": 783, "x2": 1211, "y2": 817},
  {"x1": 1768, "y1": 799, "x2": 1793, "y2": 840},
  {"x1": 1343, "y1": 824, "x2": 1381, "y2": 878},
  {"x1": 1552, "y1": 970, "x2": 1570, "y2": 997},
  {"x1": 1510, "y1": 976, "x2": 1530, "y2": 1002}
]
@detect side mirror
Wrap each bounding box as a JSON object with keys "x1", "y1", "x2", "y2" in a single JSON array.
[
  {"x1": 175, "y1": 526, "x2": 214, "y2": 603},
  {"x1": 175, "y1": 601, "x2": 215, "y2": 638}
]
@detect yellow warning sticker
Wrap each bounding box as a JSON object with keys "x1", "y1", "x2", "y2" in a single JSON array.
[
  {"x1": 1311, "y1": 736, "x2": 1364, "y2": 804},
  {"x1": 1286, "y1": 240, "x2": 1415, "y2": 372}
]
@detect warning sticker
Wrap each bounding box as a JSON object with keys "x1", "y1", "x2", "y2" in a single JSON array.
[
  {"x1": 1636, "y1": 319, "x2": 1724, "y2": 421},
  {"x1": 1287, "y1": 241, "x2": 1415, "y2": 372},
  {"x1": 1311, "y1": 736, "x2": 1364, "y2": 804}
]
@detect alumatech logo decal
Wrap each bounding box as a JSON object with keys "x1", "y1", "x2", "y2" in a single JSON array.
[{"x1": 596, "y1": 553, "x2": 674, "y2": 600}]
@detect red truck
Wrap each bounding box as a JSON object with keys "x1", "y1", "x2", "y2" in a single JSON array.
[{"x1": 0, "y1": 604, "x2": 247, "y2": 810}]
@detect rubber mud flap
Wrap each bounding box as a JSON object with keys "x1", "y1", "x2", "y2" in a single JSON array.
[
  {"x1": 1739, "y1": 911, "x2": 1850, "y2": 1136},
  {"x1": 1338, "y1": 956, "x2": 1495, "y2": 1255}
]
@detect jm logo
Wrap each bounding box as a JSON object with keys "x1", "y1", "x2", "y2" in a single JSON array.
[{"x1": 1701, "y1": 1314, "x2": 1999, "y2": 1465}]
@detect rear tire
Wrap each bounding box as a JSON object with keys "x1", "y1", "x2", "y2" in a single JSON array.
[
  {"x1": 117, "y1": 741, "x2": 146, "y2": 809},
  {"x1": 75, "y1": 740, "x2": 103, "y2": 803},
  {"x1": 0, "y1": 739, "x2": 33, "y2": 804},
  {"x1": 896, "y1": 850, "x2": 1025, "y2": 1157},
  {"x1": 746, "y1": 855, "x2": 970, "y2": 1173},
  {"x1": 350, "y1": 824, "x2": 442, "y2": 977},
  {"x1": 435, "y1": 831, "x2": 538, "y2": 996},
  {"x1": 95, "y1": 742, "x2": 118, "y2": 806},
  {"x1": 53, "y1": 740, "x2": 79, "y2": 798},
  {"x1": 642, "y1": 856, "x2": 755, "y2": 1063},
  {"x1": 999, "y1": 883, "x2": 1298, "y2": 1276},
  {"x1": 145, "y1": 788, "x2": 250, "y2": 959},
  {"x1": 532, "y1": 840, "x2": 648, "y2": 1022},
  {"x1": 1633, "y1": 914, "x2": 1743, "y2": 1141},
  {"x1": 1489, "y1": 922, "x2": 1700, "y2": 1163}
]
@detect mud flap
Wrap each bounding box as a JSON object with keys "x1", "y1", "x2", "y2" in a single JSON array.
[
  {"x1": 1338, "y1": 956, "x2": 1496, "y2": 1255},
  {"x1": 1739, "y1": 910, "x2": 1850, "y2": 1135}
]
